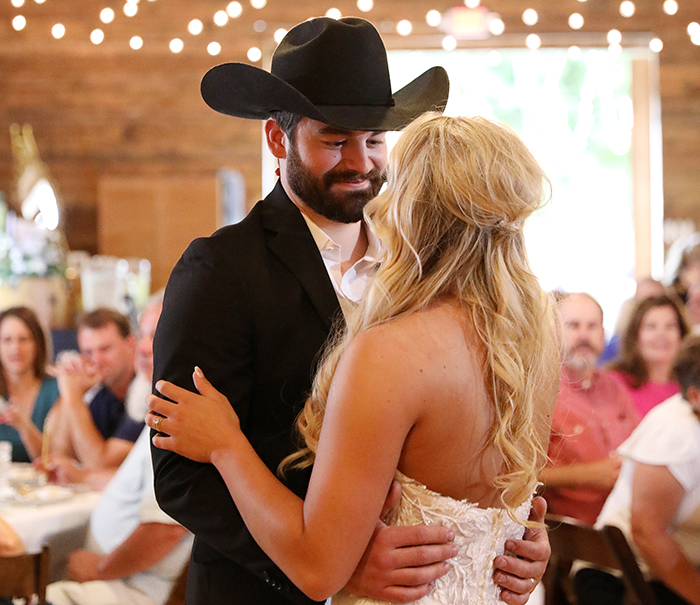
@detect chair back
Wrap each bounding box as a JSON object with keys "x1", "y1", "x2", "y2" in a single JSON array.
[
  {"x1": 544, "y1": 514, "x2": 659, "y2": 605},
  {"x1": 0, "y1": 545, "x2": 50, "y2": 604}
]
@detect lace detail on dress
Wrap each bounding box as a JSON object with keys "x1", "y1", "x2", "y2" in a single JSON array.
[{"x1": 331, "y1": 471, "x2": 531, "y2": 605}]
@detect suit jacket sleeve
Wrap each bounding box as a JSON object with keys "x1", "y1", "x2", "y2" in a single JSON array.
[{"x1": 150, "y1": 233, "x2": 275, "y2": 578}]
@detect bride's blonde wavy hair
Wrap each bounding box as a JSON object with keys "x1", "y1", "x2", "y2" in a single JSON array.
[{"x1": 282, "y1": 112, "x2": 559, "y2": 514}]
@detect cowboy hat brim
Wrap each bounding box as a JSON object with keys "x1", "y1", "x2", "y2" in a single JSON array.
[{"x1": 201, "y1": 63, "x2": 449, "y2": 132}]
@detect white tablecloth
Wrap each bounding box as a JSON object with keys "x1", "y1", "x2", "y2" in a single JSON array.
[{"x1": 1, "y1": 484, "x2": 101, "y2": 581}]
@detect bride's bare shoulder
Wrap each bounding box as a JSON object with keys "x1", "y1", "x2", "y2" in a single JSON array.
[{"x1": 342, "y1": 302, "x2": 477, "y2": 376}]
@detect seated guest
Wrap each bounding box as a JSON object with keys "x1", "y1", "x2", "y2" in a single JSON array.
[
  {"x1": 126, "y1": 293, "x2": 163, "y2": 423},
  {"x1": 48, "y1": 300, "x2": 162, "y2": 490},
  {"x1": 608, "y1": 295, "x2": 690, "y2": 418},
  {"x1": 685, "y1": 281, "x2": 700, "y2": 334},
  {"x1": 541, "y1": 293, "x2": 639, "y2": 525},
  {"x1": 590, "y1": 335, "x2": 700, "y2": 605},
  {"x1": 599, "y1": 278, "x2": 666, "y2": 364},
  {"x1": 47, "y1": 308, "x2": 142, "y2": 470},
  {"x1": 0, "y1": 306, "x2": 59, "y2": 462},
  {"x1": 46, "y1": 427, "x2": 193, "y2": 605}
]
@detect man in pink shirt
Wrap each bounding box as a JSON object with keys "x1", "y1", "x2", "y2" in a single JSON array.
[{"x1": 541, "y1": 293, "x2": 640, "y2": 525}]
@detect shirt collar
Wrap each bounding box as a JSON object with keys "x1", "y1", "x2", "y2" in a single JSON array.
[{"x1": 300, "y1": 211, "x2": 381, "y2": 266}]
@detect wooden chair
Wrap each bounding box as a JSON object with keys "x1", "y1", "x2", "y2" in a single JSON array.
[
  {"x1": 0, "y1": 545, "x2": 50, "y2": 604},
  {"x1": 544, "y1": 514, "x2": 659, "y2": 605}
]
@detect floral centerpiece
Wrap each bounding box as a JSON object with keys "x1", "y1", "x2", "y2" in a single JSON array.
[
  {"x1": 0, "y1": 194, "x2": 71, "y2": 328},
  {"x1": 0, "y1": 202, "x2": 68, "y2": 285}
]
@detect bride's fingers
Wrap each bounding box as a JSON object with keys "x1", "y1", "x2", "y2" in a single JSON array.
[
  {"x1": 155, "y1": 380, "x2": 198, "y2": 403},
  {"x1": 193, "y1": 367, "x2": 231, "y2": 405},
  {"x1": 147, "y1": 394, "x2": 175, "y2": 416}
]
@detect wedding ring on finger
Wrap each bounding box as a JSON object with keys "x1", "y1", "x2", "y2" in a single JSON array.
[{"x1": 153, "y1": 414, "x2": 163, "y2": 432}]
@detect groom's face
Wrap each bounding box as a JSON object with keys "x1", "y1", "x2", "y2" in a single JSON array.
[{"x1": 283, "y1": 118, "x2": 387, "y2": 224}]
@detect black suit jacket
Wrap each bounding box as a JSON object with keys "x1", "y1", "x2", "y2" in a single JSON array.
[{"x1": 151, "y1": 182, "x2": 342, "y2": 605}]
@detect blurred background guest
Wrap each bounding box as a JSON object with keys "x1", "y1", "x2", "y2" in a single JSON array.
[
  {"x1": 599, "y1": 278, "x2": 666, "y2": 364},
  {"x1": 0, "y1": 306, "x2": 58, "y2": 462},
  {"x1": 591, "y1": 335, "x2": 700, "y2": 605},
  {"x1": 685, "y1": 281, "x2": 700, "y2": 334},
  {"x1": 125, "y1": 292, "x2": 163, "y2": 423},
  {"x1": 542, "y1": 293, "x2": 639, "y2": 525},
  {"x1": 47, "y1": 308, "x2": 142, "y2": 471},
  {"x1": 48, "y1": 298, "x2": 163, "y2": 489},
  {"x1": 666, "y1": 241, "x2": 700, "y2": 304},
  {"x1": 608, "y1": 294, "x2": 690, "y2": 418}
]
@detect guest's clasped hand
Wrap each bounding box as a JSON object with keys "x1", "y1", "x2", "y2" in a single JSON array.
[{"x1": 146, "y1": 367, "x2": 241, "y2": 463}]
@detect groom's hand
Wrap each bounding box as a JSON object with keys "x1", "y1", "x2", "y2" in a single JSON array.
[
  {"x1": 344, "y1": 480, "x2": 457, "y2": 603},
  {"x1": 493, "y1": 496, "x2": 550, "y2": 605}
]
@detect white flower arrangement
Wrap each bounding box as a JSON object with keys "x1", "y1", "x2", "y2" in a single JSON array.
[{"x1": 0, "y1": 205, "x2": 68, "y2": 285}]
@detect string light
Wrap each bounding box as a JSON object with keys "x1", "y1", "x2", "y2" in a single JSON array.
[
  {"x1": 568, "y1": 46, "x2": 582, "y2": 59},
  {"x1": 247, "y1": 46, "x2": 262, "y2": 61},
  {"x1": 609, "y1": 43, "x2": 622, "y2": 56},
  {"x1": 568, "y1": 13, "x2": 584, "y2": 30},
  {"x1": 649, "y1": 37, "x2": 663, "y2": 52},
  {"x1": 188, "y1": 19, "x2": 203, "y2": 35},
  {"x1": 663, "y1": 0, "x2": 678, "y2": 16},
  {"x1": 396, "y1": 20, "x2": 412, "y2": 36},
  {"x1": 90, "y1": 29, "x2": 105, "y2": 44},
  {"x1": 619, "y1": 1, "x2": 635, "y2": 18},
  {"x1": 442, "y1": 35, "x2": 457, "y2": 51},
  {"x1": 214, "y1": 11, "x2": 229, "y2": 26},
  {"x1": 608, "y1": 29, "x2": 622, "y2": 44},
  {"x1": 522, "y1": 9, "x2": 538, "y2": 26},
  {"x1": 5, "y1": 0, "x2": 700, "y2": 58},
  {"x1": 526, "y1": 33, "x2": 541, "y2": 49},
  {"x1": 100, "y1": 8, "x2": 115, "y2": 24},
  {"x1": 51, "y1": 23, "x2": 65, "y2": 39},
  {"x1": 12, "y1": 15, "x2": 26, "y2": 30},
  {"x1": 426, "y1": 10, "x2": 441, "y2": 27},
  {"x1": 123, "y1": 2, "x2": 138, "y2": 18},
  {"x1": 226, "y1": 2, "x2": 242, "y2": 18},
  {"x1": 489, "y1": 17, "x2": 505, "y2": 35}
]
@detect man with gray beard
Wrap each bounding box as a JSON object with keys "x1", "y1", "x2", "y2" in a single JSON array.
[{"x1": 542, "y1": 292, "x2": 640, "y2": 525}]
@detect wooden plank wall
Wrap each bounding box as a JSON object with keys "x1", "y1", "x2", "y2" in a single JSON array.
[{"x1": 0, "y1": 0, "x2": 699, "y2": 267}]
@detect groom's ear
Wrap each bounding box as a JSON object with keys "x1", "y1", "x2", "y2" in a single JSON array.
[{"x1": 265, "y1": 119, "x2": 288, "y2": 160}]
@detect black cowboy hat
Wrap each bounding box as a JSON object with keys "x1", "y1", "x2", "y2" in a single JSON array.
[{"x1": 201, "y1": 17, "x2": 450, "y2": 132}]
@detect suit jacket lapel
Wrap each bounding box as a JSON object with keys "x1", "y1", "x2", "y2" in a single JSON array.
[{"x1": 262, "y1": 182, "x2": 342, "y2": 332}]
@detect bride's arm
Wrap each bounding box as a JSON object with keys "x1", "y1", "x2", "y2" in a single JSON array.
[{"x1": 148, "y1": 329, "x2": 424, "y2": 601}]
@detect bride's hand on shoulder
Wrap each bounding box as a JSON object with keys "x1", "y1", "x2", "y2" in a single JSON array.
[{"x1": 146, "y1": 367, "x2": 240, "y2": 463}]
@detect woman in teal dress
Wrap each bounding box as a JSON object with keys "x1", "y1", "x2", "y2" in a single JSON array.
[{"x1": 0, "y1": 306, "x2": 59, "y2": 462}]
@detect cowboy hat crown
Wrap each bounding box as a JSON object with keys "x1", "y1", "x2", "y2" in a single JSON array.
[{"x1": 201, "y1": 17, "x2": 449, "y2": 131}]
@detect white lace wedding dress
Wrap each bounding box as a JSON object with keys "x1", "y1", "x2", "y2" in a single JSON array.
[{"x1": 330, "y1": 471, "x2": 531, "y2": 605}]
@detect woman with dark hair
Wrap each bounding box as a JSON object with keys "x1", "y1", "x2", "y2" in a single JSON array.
[
  {"x1": 609, "y1": 295, "x2": 691, "y2": 418},
  {"x1": 0, "y1": 306, "x2": 59, "y2": 462}
]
